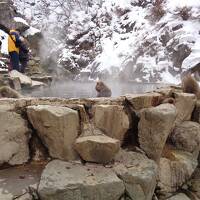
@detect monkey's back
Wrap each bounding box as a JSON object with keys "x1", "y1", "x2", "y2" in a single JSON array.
[{"x1": 0, "y1": 86, "x2": 23, "y2": 98}]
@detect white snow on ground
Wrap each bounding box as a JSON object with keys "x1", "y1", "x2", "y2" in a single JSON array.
[
  {"x1": 0, "y1": 30, "x2": 8, "y2": 54},
  {"x1": 166, "y1": 0, "x2": 200, "y2": 10}
]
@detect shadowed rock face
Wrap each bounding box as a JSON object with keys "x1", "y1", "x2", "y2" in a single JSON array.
[
  {"x1": 0, "y1": 1, "x2": 17, "y2": 29},
  {"x1": 0, "y1": 1, "x2": 29, "y2": 31}
]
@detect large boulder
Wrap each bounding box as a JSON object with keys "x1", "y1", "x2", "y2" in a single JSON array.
[
  {"x1": 114, "y1": 150, "x2": 158, "y2": 200},
  {"x1": 9, "y1": 70, "x2": 32, "y2": 87},
  {"x1": 125, "y1": 92, "x2": 162, "y2": 110},
  {"x1": 0, "y1": 105, "x2": 30, "y2": 165},
  {"x1": 138, "y1": 103, "x2": 177, "y2": 162},
  {"x1": 93, "y1": 105, "x2": 129, "y2": 142},
  {"x1": 27, "y1": 105, "x2": 79, "y2": 161},
  {"x1": 38, "y1": 160, "x2": 125, "y2": 200},
  {"x1": 158, "y1": 150, "x2": 198, "y2": 196},
  {"x1": 174, "y1": 92, "x2": 196, "y2": 125},
  {"x1": 74, "y1": 135, "x2": 120, "y2": 164},
  {"x1": 171, "y1": 121, "x2": 200, "y2": 156}
]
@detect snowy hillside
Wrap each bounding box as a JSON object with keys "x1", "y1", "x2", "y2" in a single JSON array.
[{"x1": 10, "y1": 0, "x2": 200, "y2": 83}]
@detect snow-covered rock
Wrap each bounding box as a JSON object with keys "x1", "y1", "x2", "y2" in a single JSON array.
[{"x1": 13, "y1": 0, "x2": 200, "y2": 83}]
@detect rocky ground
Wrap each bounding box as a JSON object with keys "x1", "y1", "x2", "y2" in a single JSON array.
[
  {"x1": 0, "y1": 85, "x2": 199, "y2": 200},
  {"x1": 0, "y1": 1, "x2": 200, "y2": 199}
]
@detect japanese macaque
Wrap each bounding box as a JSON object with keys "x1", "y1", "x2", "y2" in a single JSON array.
[
  {"x1": 95, "y1": 81, "x2": 112, "y2": 97},
  {"x1": 0, "y1": 86, "x2": 23, "y2": 98},
  {"x1": 182, "y1": 74, "x2": 200, "y2": 99}
]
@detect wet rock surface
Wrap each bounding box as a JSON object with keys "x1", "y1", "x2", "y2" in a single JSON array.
[{"x1": 0, "y1": 163, "x2": 45, "y2": 200}]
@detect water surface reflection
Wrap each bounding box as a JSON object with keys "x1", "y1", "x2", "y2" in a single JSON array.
[{"x1": 24, "y1": 81, "x2": 170, "y2": 98}]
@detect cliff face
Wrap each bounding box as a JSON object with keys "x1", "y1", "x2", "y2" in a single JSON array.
[
  {"x1": 0, "y1": 0, "x2": 19, "y2": 29},
  {"x1": 7, "y1": 0, "x2": 200, "y2": 82}
]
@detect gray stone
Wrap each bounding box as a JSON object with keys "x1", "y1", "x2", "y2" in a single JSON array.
[
  {"x1": 9, "y1": 70, "x2": 32, "y2": 86},
  {"x1": 27, "y1": 105, "x2": 79, "y2": 161},
  {"x1": 171, "y1": 121, "x2": 200, "y2": 155},
  {"x1": 158, "y1": 150, "x2": 198, "y2": 195},
  {"x1": 125, "y1": 92, "x2": 162, "y2": 110},
  {"x1": 31, "y1": 80, "x2": 46, "y2": 89},
  {"x1": 138, "y1": 103, "x2": 177, "y2": 162},
  {"x1": 38, "y1": 160, "x2": 125, "y2": 200},
  {"x1": 174, "y1": 92, "x2": 196, "y2": 125},
  {"x1": 74, "y1": 135, "x2": 120, "y2": 164},
  {"x1": 0, "y1": 105, "x2": 30, "y2": 165},
  {"x1": 94, "y1": 105, "x2": 129, "y2": 142},
  {"x1": 9, "y1": 77, "x2": 21, "y2": 91},
  {"x1": 114, "y1": 150, "x2": 158, "y2": 200}
]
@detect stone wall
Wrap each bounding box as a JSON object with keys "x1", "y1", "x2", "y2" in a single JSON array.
[{"x1": 0, "y1": 87, "x2": 200, "y2": 200}]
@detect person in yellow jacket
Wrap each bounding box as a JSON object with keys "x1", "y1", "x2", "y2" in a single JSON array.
[{"x1": 8, "y1": 29, "x2": 21, "y2": 71}]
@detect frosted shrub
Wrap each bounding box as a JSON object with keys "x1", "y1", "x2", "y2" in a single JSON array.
[
  {"x1": 150, "y1": 0, "x2": 166, "y2": 21},
  {"x1": 177, "y1": 6, "x2": 192, "y2": 21},
  {"x1": 131, "y1": 0, "x2": 152, "y2": 8}
]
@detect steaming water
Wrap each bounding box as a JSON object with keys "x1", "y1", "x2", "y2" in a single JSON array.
[{"x1": 25, "y1": 81, "x2": 169, "y2": 98}]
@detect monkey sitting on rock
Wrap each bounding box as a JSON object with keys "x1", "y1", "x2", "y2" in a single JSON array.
[
  {"x1": 181, "y1": 74, "x2": 200, "y2": 99},
  {"x1": 0, "y1": 86, "x2": 23, "y2": 98},
  {"x1": 95, "y1": 81, "x2": 112, "y2": 97}
]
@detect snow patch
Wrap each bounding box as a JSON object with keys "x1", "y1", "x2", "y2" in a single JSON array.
[
  {"x1": 24, "y1": 27, "x2": 40, "y2": 36},
  {"x1": 14, "y1": 17, "x2": 29, "y2": 26},
  {"x1": 0, "y1": 30, "x2": 8, "y2": 54}
]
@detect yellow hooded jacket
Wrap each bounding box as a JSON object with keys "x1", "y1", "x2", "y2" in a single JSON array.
[{"x1": 8, "y1": 30, "x2": 20, "y2": 53}]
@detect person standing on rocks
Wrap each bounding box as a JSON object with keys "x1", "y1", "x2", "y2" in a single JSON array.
[
  {"x1": 19, "y1": 36, "x2": 29, "y2": 73},
  {"x1": 8, "y1": 29, "x2": 21, "y2": 72}
]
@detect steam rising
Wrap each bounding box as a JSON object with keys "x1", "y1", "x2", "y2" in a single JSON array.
[{"x1": 24, "y1": 80, "x2": 168, "y2": 98}]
